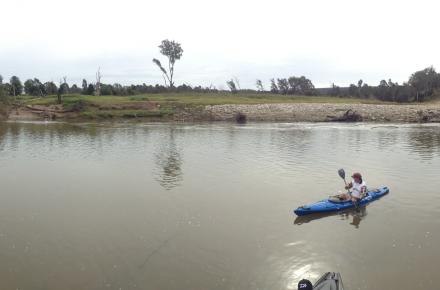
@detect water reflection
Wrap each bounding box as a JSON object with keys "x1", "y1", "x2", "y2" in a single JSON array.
[
  {"x1": 294, "y1": 206, "x2": 368, "y2": 228},
  {"x1": 0, "y1": 124, "x2": 6, "y2": 152},
  {"x1": 406, "y1": 129, "x2": 440, "y2": 160},
  {"x1": 154, "y1": 128, "x2": 183, "y2": 190},
  {"x1": 1, "y1": 121, "x2": 440, "y2": 290}
]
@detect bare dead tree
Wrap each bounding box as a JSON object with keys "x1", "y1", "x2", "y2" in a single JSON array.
[
  {"x1": 153, "y1": 59, "x2": 169, "y2": 87},
  {"x1": 95, "y1": 67, "x2": 102, "y2": 96},
  {"x1": 62, "y1": 76, "x2": 68, "y2": 94},
  {"x1": 233, "y1": 76, "x2": 241, "y2": 90},
  {"x1": 57, "y1": 78, "x2": 63, "y2": 104},
  {"x1": 256, "y1": 79, "x2": 264, "y2": 91}
]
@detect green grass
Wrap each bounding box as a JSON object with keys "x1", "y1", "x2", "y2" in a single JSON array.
[
  {"x1": 23, "y1": 92, "x2": 391, "y2": 107},
  {"x1": 79, "y1": 109, "x2": 174, "y2": 119},
  {"x1": 129, "y1": 93, "x2": 390, "y2": 105}
]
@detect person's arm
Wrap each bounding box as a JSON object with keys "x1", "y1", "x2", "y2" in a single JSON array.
[{"x1": 345, "y1": 182, "x2": 353, "y2": 190}]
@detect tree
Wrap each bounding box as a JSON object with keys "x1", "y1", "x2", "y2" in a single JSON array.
[
  {"x1": 226, "y1": 79, "x2": 237, "y2": 93},
  {"x1": 44, "y1": 81, "x2": 58, "y2": 95},
  {"x1": 57, "y1": 77, "x2": 68, "y2": 104},
  {"x1": 10, "y1": 76, "x2": 23, "y2": 96},
  {"x1": 95, "y1": 67, "x2": 102, "y2": 96},
  {"x1": 256, "y1": 79, "x2": 264, "y2": 91},
  {"x1": 348, "y1": 84, "x2": 358, "y2": 97},
  {"x1": 270, "y1": 78, "x2": 278, "y2": 93},
  {"x1": 376, "y1": 80, "x2": 390, "y2": 101},
  {"x1": 70, "y1": 84, "x2": 81, "y2": 94},
  {"x1": 24, "y1": 79, "x2": 33, "y2": 95},
  {"x1": 277, "y1": 78, "x2": 289, "y2": 94},
  {"x1": 394, "y1": 85, "x2": 415, "y2": 102},
  {"x1": 286, "y1": 76, "x2": 315, "y2": 95},
  {"x1": 0, "y1": 74, "x2": 3, "y2": 85},
  {"x1": 86, "y1": 84, "x2": 95, "y2": 95},
  {"x1": 408, "y1": 66, "x2": 440, "y2": 102},
  {"x1": 24, "y1": 78, "x2": 45, "y2": 96},
  {"x1": 100, "y1": 84, "x2": 114, "y2": 95},
  {"x1": 357, "y1": 79, "x2": 363, "y2": 97},
  {"x1": 82, "y1": 79, "x2": 88, "y2": 94},
  {"x1": 233, "y1": 76, "x2": 241, "y2": 90},
  {"x1": 152, "y1": 39, "x2": 183, "y2": 88},
  {"x1": 360, "y1": 83, "x2": 371, "y2": 98}
]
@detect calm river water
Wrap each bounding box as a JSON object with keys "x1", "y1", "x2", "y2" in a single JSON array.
[{"x1": 0, "y1": 121, "x2": 440, "y2": 290}]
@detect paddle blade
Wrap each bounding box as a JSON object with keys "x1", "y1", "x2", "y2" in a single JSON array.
[{"x1": 338, "y1": 168, "x2": 345, "y2": 179}]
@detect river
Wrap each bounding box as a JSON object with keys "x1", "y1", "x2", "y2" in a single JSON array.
[{"x1": 0, "y1": 121, "x2": 439, "y2": 290}]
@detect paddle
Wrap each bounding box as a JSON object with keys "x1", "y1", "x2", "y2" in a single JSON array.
[
  {"x1": 338, "y1": 168, "x2": 347, "y2": 186},
  {"x1": 338, "y1": 168, "x2": 359, "y2": 209}
]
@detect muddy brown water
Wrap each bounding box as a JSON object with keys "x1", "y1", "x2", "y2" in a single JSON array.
[{"x1": 0, "y1": 121, "x2": 440, "y2": 290}]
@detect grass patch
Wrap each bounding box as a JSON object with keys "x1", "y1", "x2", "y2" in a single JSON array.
[
  {"x1": 80, "y1": 109, "x2": 174, "y2": 119},
  {"x1": 22, "y1": 93, "x2": 391, "y2": 107}
]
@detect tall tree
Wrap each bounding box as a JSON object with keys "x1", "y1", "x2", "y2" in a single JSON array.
[
  {"x1": 357, "y1": 79, "x2": 363, "y2": 97},
  {"x1": 409, "y1": 66, "x2": 440, "y2": 102},
  {"x1": 270, "y1": 78, "x2": 278, "y2": 93},
  {"x1": 10, "y1": 76, "x2": 23, "y2": 96},
  {"x1": 226, "y1": 79, "x2": 237, "y2": 93},
  {"x1": 24, "y1": 79, "x2": 35, "y2": 95},
  {"x1": 57, "y1": 77, "x2": 68, "y2": 104},
  {"x1": 233, "y1": 77, "x2": 241, "y2": 90},
  {"x1": 277, "y1": 78, "x2": 289, "y2": 94},
  {"x1": 256, "y1": 79, "x2": 264, "y2": 91},
  {"x1": 95, "y1": 67, "x2": 102, "y2": 96},
  {"x1": 82, "y1": 79, "x2": 88, "y2": 94},
  {"x1": 152, "y1": 39, "x2": 183, "y2": 88},
  {"x1": 44, "y1": 81, "x2": 58, "y2": 95}
]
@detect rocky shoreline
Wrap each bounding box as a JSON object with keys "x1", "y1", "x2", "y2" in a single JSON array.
[
  {"x1": 203, "y1": 103, "x2": 440, "y2": 123},
  {"x1": 2, "y1": 102, "x2": 440, "y2": 123}
]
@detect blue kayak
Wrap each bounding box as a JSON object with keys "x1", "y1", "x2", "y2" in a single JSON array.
[{"x1": 294, "y1": 186, "x2": 389, "y2": 216}]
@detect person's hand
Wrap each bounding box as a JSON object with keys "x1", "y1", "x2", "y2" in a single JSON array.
[{"x1": 345, "y1": 182, "x2": 352, "y2": 190}]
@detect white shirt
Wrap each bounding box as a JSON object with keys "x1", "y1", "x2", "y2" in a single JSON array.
[{"x1": 350, "y1": 179, "x2": 366, "y2": 198}]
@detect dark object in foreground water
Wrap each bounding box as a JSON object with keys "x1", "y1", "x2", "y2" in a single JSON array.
[
  {"x1": 313, "y1": 272, "x2": 344, "y2": 290},
  {"x1": 235, "y1": 112, "x2": 247, "y2": 123},
  {"x1": 298, "y1": 278, "x2": 313, "y2": 290}
]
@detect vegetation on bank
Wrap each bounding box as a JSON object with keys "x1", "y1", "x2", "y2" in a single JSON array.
[
  {"x1": 0, "y1": 92, "x2": 396, "y2": 120},
  {"x1": 1, "y1": 39, "x2": 439, "y2": 122},
  {"x1": 23, "y1": 93, "x2": 390, "y2": 106}
]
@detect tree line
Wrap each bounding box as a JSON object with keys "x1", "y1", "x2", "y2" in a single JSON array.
[
  {"x1": 1, "y1": 66, "x2": 439, "y2": 103},
  {"x1": 1, "y1": 37, "x2": 439, "y2": 103},
  {"x1": 257, "y1": 66, "x2": 440, "y2": 102},
  {"x1": 0, "y1": 76, "x2": 217, "y2": 98}
]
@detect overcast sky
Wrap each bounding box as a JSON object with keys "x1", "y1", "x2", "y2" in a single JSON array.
[{"x1": 1, "y1": 0, "x2": 439, "y2": 89}]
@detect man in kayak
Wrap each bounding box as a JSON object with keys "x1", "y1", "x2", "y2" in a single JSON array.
[{"x1": 341, "y1": 172, "x2": 366, "y2": 202}]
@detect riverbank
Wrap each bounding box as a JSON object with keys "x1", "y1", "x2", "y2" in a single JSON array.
[
  {"x1": 205, "y1": 103, "x2": 440, "y2": 122},
  {"x1": 2, "y1": 93, "x2": 440, "y2": 122}
]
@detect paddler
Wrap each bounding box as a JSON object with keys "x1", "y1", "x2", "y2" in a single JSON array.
[{"x1": 341, "y1": 172, "x2": 367, "y2": 202}]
